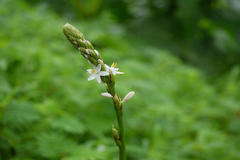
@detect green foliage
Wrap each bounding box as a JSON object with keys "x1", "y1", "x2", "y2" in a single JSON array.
[{"x1": 1, "y1": 0, "x2": 240, "y2": 160}]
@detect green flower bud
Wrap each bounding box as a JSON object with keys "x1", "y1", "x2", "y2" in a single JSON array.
[
  {"x1": 85, "y1": 40, "x2": 94, "y2": 49},
  {"x1": 62, "y1": 23, "x2": 101, "y2": 61},
  {"x1": 112, "y1": 124, "x2": 121, "y2": 146},
  {"x1": 62, "y1": 23, "x2": 84, "y2": 49}
]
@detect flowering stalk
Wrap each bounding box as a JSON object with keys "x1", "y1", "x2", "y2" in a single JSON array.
[{"x1": 62, "y1": 23, "x2": 135, "y2": 160}]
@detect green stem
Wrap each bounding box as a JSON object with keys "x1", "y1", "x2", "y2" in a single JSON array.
[
  {"x1": 118, "y1": 107, "x2": 126, "y2": 160},
  {"x1": 109, "y1": 82, "x2": 126, "y2": 160},
  {"x1": 113, "y1": 98, "x2": 126, "y2": 160}
]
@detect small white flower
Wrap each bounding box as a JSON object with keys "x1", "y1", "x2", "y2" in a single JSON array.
[
  {"x1": 122, "y1": 91, "x2": 135, "y2": 103},
  {"x1": 105, "y1": 63, "x2": 124, "y2": 75},
  {"x1": 101, "y1": 92, "x2": 113, "y2": 98},
  {"x1": 87, "y1": 64, "x2": 109, "y2": 83}
]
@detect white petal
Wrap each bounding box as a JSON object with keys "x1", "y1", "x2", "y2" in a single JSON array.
[
  {"x1": 117, "y1": 72, "x2": 124, "y2": 74},
  {"x1": 122, "y1": 91, "x2": 135, "y2": 103},
  {"x1": 105, "y1": 64, "x2": 110, "y2": 70},
  {"x1": 96, "y1": 64, "x2": 101, "y2": 72},
  {"x1": 87, "y1": 69, "x2": 93, "y2": 74},
  {"x1": 101, "y1": 92, "x2": 113, "y2": 98},
  {"x1": 114, "y1": 68, "x2": 119, "y2": 71},
  {"x1": 88, "y1": 74, "x2": 97, "y2": 81},
  {"x1": 100, "y1": 71, "x2": 109, "y2": 76},
  {"x1": 96, "y1": 76, "x2": 101, "y2": 83}
]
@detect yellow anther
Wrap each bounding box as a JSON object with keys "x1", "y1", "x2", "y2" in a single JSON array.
[
  {"x1": 90, "y1": 70, "x2": 96, "y2": 74},
  {"x1": 111, "y1": 62, "x2": 117, "y2": 68}
]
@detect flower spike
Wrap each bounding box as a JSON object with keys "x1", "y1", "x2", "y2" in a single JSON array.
[
  {"x1": 63, "y1": 23, "x2": 130, "y2": 160},
  {"x1": 63, "y1": 23, "x2": 99, "y2": 65}
]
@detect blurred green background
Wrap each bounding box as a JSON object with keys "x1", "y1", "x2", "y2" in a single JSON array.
[{"x1": 1, "y1": 0, "x2": 240, "y2": 159}]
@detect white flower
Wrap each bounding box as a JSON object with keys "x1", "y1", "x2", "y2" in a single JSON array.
[
  {"x1": 122, "y1": 91, "x2": 135, "y2": 103},
  {"x1": 105, "y1": 63, "x2": 124, "y2": 75},
  {"x1": 87, "y1": 64, "x2": 109, "y2": 83}
]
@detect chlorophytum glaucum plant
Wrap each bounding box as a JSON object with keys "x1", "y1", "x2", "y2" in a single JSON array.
[{"x1": 62, "y1": 23, "x2": 135, "y2": 160}]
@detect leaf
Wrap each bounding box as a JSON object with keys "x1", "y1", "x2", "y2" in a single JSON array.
[
  {"x1": 2, "y1": 101, "x2": 40, "y2": 129},
  {"x1": 36, "y1": 132, "x2": 77, "y2": 159},
  {"x1": 50, "y1": 115, "x2": 86, "y2": 134}
]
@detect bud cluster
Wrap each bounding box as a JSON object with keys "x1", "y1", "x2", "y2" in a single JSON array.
[{"x1": 63, "y1": 23, "x2": 100, "y2": 65}]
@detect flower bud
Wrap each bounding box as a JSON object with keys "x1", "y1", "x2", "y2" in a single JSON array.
[
  {"x1": 122, "y1": 91, "x2": 135, "y2": 103},
  {"x1": 85, "y1": 40, "x2": 94, "y2": 49},
  {"x1": 77, "y1": 39, "x2": 87, "y2": 48},
  {"x1": 94, "y1": 50, "x2": 100, "y2": 57},
  {"x1": 101, "y1": 92, "x2": 113, "y2": 98},
  {"x1": 62, "y1": 23, "x2": 84, "y2": 49},
  {"x1": 98, "y1": 59, "x2": 104, "y2": 65},
  {"x1": 85, "y1": 49, "x2": 91, "y2": 55},
  {"x1": 112, "y1": 124, "x2": 121, "y2": 146},
  {"x1": 62, "y1": 23, "x2": 99, "y2": 60}
]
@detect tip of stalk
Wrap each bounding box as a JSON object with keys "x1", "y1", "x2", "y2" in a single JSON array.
[
  {"x1": 62, "y1": 23, "x2": 84, "y2": 43},
  {"x1": 62, "y1": 23, "x2": 71, "y2": 29},
  {"x1": 62, "y1": 23, "x2": 73, "y2": 33}
]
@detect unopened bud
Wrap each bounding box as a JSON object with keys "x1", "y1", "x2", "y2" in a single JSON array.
[
  {"x1": 88, "y1": 60, "x2": 95, "y2": 66},
  {"x1": 101, "y1": 92, "x2": 113, "y2": 98},
  {"x1": 112, "y1": 124, "x2": 121, "y2": 146},
  {"x1": 77, "y1": 39, "x2": 87, "y2": 48},
  {"x1": 98, "y1": 59, "x2": 104, "y2": 65},
  {"x1": 85, "y1": 49, "x2": 91, "y2": 55},
  {"x1": 85, "y1": 40, "x2": 94, "y2": 49},
  {"x1": 62, "y1": 23, "x2": 97, "y2": 60},
  {"x1": 122, "y1": 91, "x2": 135, "y2": 103},
  {"x1": 62, "y1": 23, "x2": 84, "y2": 48},
  {"x1": 94, "y1": 50, "x2": 100, "y2": 57}
]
